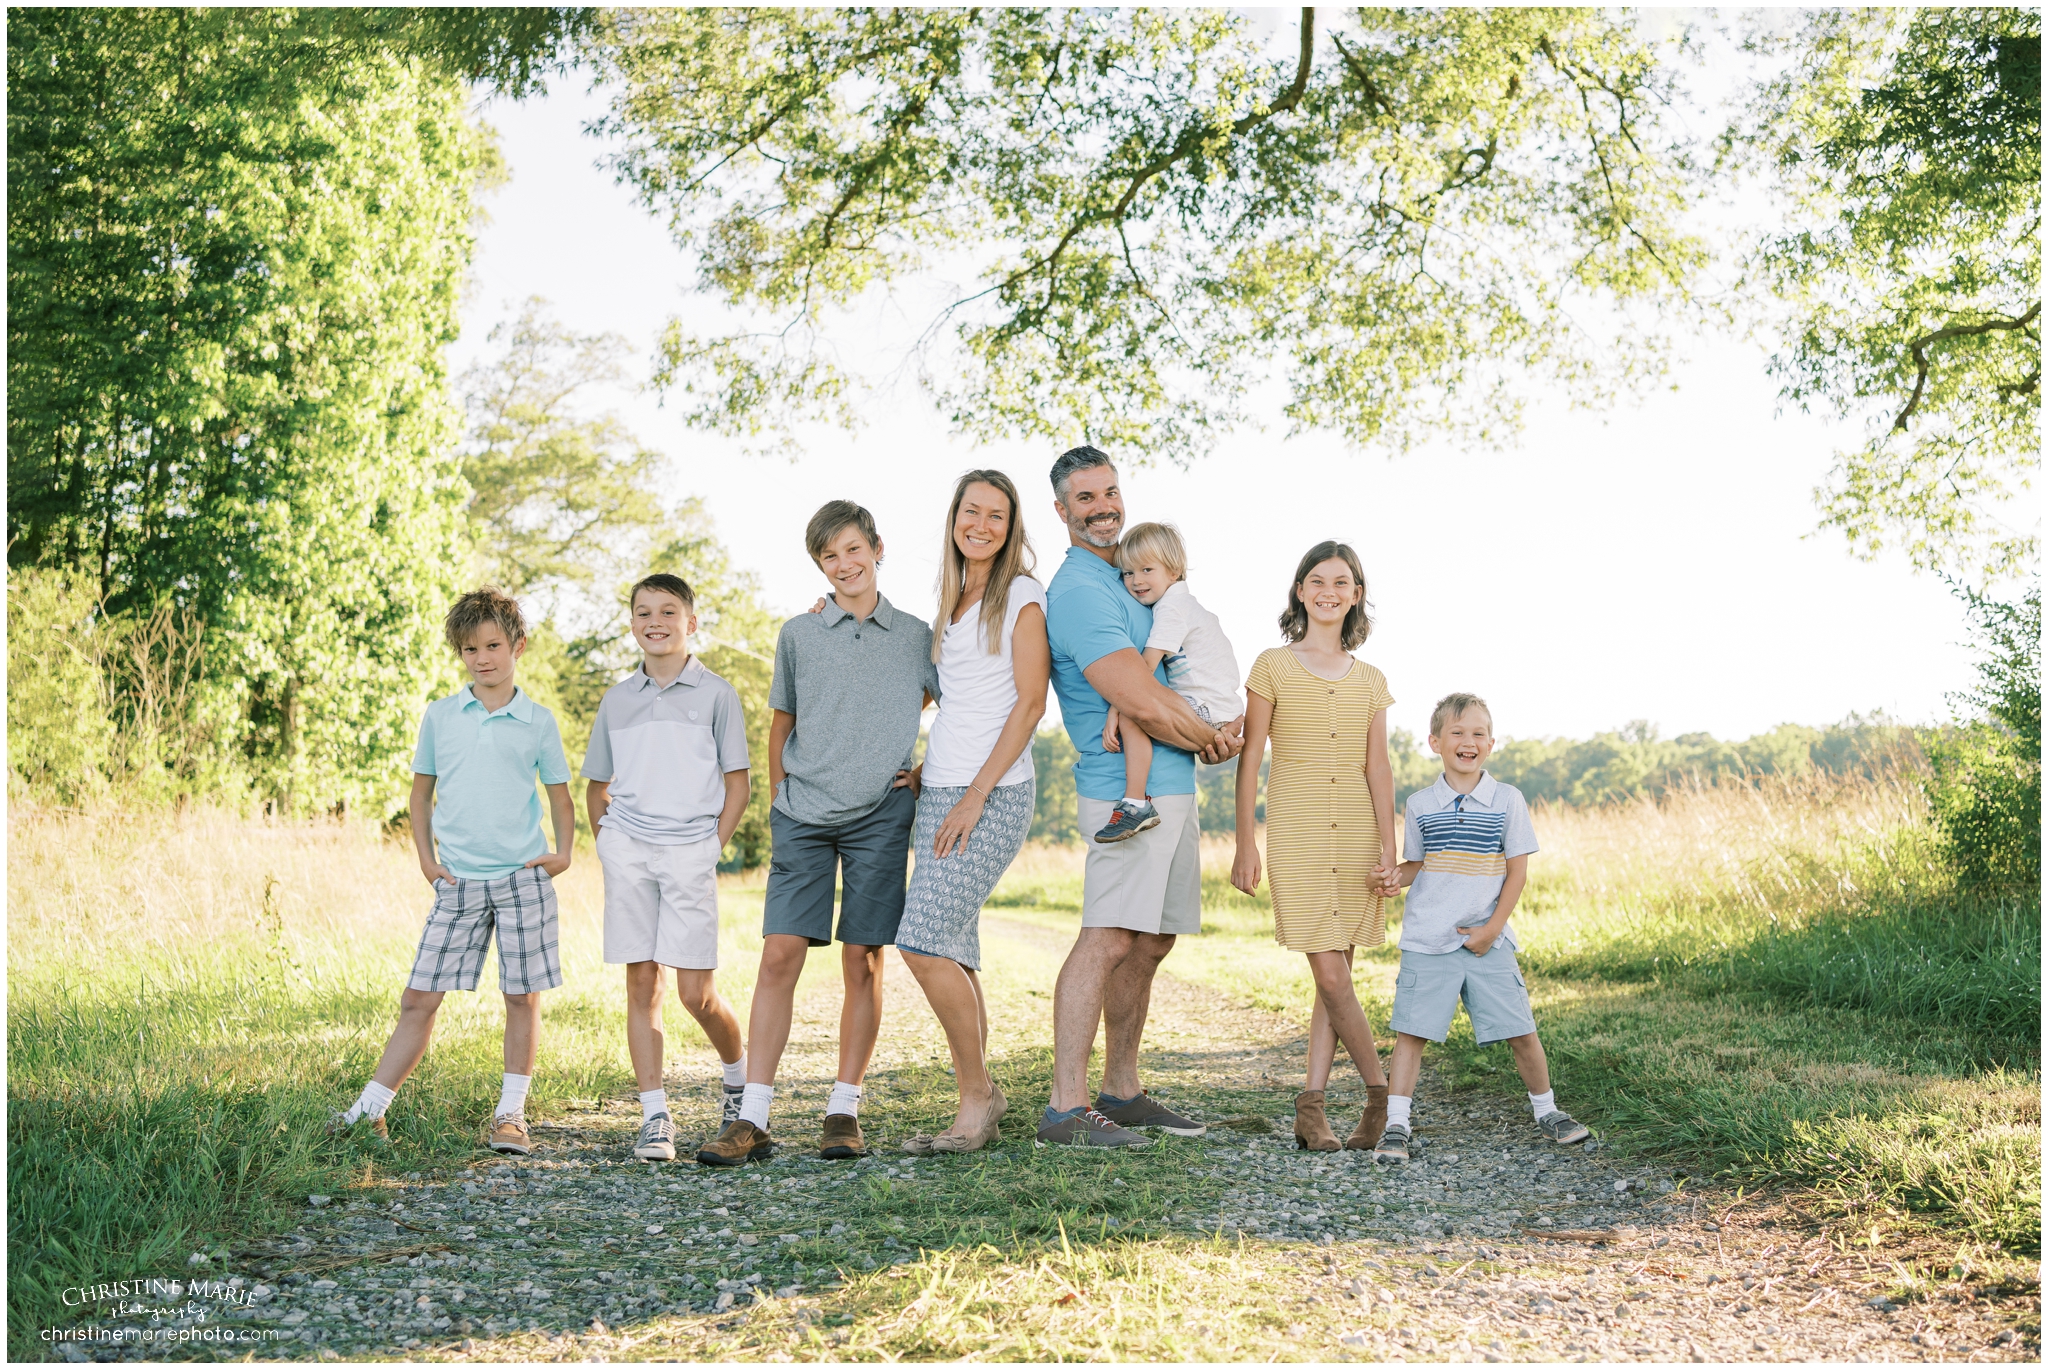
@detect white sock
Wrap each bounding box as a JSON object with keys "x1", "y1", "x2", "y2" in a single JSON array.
[
  {"x1": 1124, "y1": 795, "x2": 1147, "y2": 807},
  {"x1": 720, "y1": 1056, "x2": 746, "y2": 1089},
  {"x1": 640, "y1": 1088, "x2": 669, "y2": 1121},
  {"x1": 496, "y1": 1073, "x2": 531, "y2": 1119},
  {"x1": 344, "y1": 1079, "x2": 397, "y2": 1124},
  {"x1": 1529, "y1": 1089, "x2": 1556, "y2": 1119},
  {"x1": 827, "y1": 1080, "x2": 863, "y2": 1118},
  {"x1": 740, "y1": 1082, "x2": 774, "y2": 1130},
  {"x1": 1386, "y1": 1094, "x2": 1413, "y2": 1129}
]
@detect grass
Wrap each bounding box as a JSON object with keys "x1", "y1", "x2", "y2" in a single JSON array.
[{"x1": 7, "y1": 768, "x2": 2040, "y2": 1357}]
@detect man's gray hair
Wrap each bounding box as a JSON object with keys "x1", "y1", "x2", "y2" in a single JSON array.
[{"x1": 1050, "y1": 444, "x2": 1115, "y2": 503}]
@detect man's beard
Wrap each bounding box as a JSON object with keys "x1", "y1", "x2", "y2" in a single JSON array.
[{"x1": 1073, "y1": 514, "x2": 1120, "y2": 549}]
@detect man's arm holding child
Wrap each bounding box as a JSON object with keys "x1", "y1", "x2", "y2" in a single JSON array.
[
  {"x1": 1083, "y1": 648, "x2": 1240, "y2": 759},
  {"x1": 410, "y1": 772, "x2": 453, "y2": 886},
  {"x1": 1458, "y1": 853, "x2": 1528, "y2": 957},
  {"x1": 527, "y1": 783, "x2": 574, "y2": 876}
]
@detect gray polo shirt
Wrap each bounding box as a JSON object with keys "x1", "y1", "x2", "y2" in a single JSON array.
[
  {"x1": 769, "y1": 593, "x2": 939, "y2": 828},
  {"x1": 580, "y1": 659, "x2": 750, "y2": 845}
]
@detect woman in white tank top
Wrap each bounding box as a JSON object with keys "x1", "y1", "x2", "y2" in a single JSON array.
[{"x1": 896, "y1": 468, "x2": 1049, "y2": 1154}]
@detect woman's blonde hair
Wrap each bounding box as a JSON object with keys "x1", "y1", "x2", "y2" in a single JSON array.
[
  {"x1": 934, "y1": 469, "x2": 1035, "y2": 660},
  {"x1": 1116, "y1": 521, "x2": 1188, "y2": 580}
]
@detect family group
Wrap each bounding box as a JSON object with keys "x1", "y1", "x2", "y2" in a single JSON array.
[{"x1": 328, "y1": 445, "x2": 1588, "y2": 1169}]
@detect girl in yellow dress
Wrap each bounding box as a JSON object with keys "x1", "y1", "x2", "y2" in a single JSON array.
[{"x1": 1231, "y1": 541, "x2": 1396, "y2": 1151}]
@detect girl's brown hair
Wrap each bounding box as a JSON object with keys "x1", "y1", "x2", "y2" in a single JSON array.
[
  {"x1": 1278, "y1": 541, "x2": 1373, "y2": 650},
  {"x1": 934, "y1": 469, "x2": 1036, "y2": 660}
]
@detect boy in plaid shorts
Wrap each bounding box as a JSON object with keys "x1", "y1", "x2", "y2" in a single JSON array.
[{"x1": 328, "y1": 588, "x2": 575, "y2": 1155}]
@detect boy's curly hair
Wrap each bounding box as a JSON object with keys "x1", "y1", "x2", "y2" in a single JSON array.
[{"x1": 444, "y1": 587, "x2": 527, "y2": 654}]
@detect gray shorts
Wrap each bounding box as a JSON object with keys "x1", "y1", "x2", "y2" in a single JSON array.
[
  {"x1": 1388, "y1": 947, "x2": 1537, "y2": 1045},
  {"x1": 1078, "y1": 792, "x2": 1202, "y2": 936},
  {"x1": 408, "y1": 868, "x2": 563, "y2": 996},
  {"x1": 763, "y1": 786, "x2": 915, "y2": 947}
]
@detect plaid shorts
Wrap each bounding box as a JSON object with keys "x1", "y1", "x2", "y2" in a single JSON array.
[{"x1": 407, "y1": 867, "x2": 563, "y2": 995}]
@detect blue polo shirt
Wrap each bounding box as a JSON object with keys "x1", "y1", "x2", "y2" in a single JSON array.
[
  {"x1": 1045, "y1": 544, "x2": 1195, "y2": 801},
  {"x1": 411, "y1": 686, "x2": 572, "y2": 879}
]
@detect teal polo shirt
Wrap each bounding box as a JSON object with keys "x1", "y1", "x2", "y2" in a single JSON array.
[
  {"x1": 411, "y1": 686, "x2": 572, "y2": 879},
  {"x1": 1045, "y1": 544, "x2": 1195, "y2": 801}
]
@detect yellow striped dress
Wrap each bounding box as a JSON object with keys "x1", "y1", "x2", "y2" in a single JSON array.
[{"x1": 1245, "y1": 647, "x2": 1394, "y2": 953}]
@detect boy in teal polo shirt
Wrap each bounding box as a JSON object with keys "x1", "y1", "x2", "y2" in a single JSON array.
[{"x1": 328, "y1": 588, "x2": 574, "y2": 1156}]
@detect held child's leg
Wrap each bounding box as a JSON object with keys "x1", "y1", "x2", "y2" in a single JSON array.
[{"x1": 1120, "y1": 718, "x2": 1153, "y2": 801}]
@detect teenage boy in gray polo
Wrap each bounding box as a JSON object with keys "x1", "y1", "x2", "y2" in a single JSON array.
[
  {"x1": 1374, "y1": 691, "x2": 1590, "y2": 1164},
  {"x1": 697, "y1": 499, "x2": 939, "y2": 1167}
]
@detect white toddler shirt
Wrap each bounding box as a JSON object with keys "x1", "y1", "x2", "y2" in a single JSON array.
[{"x1": 1144, "y1": 580, "x2": 1242, "y2": 723}]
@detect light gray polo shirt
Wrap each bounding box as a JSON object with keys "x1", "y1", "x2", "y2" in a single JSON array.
[
  {"x1": 581, "y1": 659, "x2": 749, "y2": 845},
  {"x1": 769, "y1": 593, "x2": 939, "y2": 828}
]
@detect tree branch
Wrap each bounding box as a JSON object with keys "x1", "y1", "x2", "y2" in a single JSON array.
[{"x1": 1894, "y1": 303, "x2": 2042, "y2": 431}]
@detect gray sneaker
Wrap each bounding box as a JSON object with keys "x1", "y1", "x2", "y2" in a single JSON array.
[
  {"x1": 1092, "y1": 799, "x2": 1160, "y2": 843},
  {"x1": 721, "y1": 1085, "x2": 745, "y2": 1126},
  {"x1": 1094, "y1": 1090, "x2": 1206, "y2": 1137},
  {"x1": 1035, "y1": 1106, "x2": 1152, "y2": 1148},
  {"x1": 1537, "y1": 1110, "x2": 1590, "y2": 1145},
  {"x1": 1374, "y1": 1122, "x2": 1411, "y2": 1165},
  {"x1": 634, "y1": 1112, "x2": 677, "y2": 1162}
]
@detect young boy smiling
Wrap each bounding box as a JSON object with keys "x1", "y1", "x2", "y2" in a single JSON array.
[
  {"x1": 330, "y1": 588, "x2": 574, "y2": 1155},
  {"x1": 698, "y1": 501, "x2": 938, "y2": 1166},
  {"x1": 1374, "y1": 692, "x2": 1589, "y2": 1163},
  {"x1": 582, "y1": 574, "x2": 752, "y2": 1163}
]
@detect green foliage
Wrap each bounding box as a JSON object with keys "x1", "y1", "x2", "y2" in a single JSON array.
[
  {"x1": 591, "y1": 7, "x2": 1706, "y2": 461},
  {"x1": 1925, "y1": 581, "x2": 2041, "y2": 890},
  {"x1": 1490, "y1": 715, "x2": 1916, "y2": 807},
  {"x1": 1027, "y1": 730, "x2": 1081, "y2": 844},
  {"x1": 1748, "y1": 8, "x2": 2041, "y2": 576},
  {"x1": 7, "y1": 571, "x2": 117, "y2": 805},
  {"x1": 6, "y1": 8, "x2": 512, "y2": 814}
]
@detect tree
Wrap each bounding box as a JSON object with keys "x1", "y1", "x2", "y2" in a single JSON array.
[
  {"x1": 456, "y1": 301, "x2": 784, "y2": 865},
  {"x1": 589, "y1": 7, "x2": 1707, "y2": 462},
  {"x1": 1925, "y1": 580, "x2": 2041, "y2": 889},
  {"x1": 1747, "y1": 8, "x2": 2040, "y2": 578}
]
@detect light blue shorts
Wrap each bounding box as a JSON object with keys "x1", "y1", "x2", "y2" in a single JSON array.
[{"x1": 1389, "y1": 947, "x2": 1537, "y2": 1045}]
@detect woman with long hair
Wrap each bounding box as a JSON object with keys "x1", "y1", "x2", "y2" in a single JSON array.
[{"x1": 895, "y1": 468, "x2": 1049, "y2": 1153}]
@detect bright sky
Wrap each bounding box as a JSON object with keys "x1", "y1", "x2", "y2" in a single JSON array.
[{"x1": 448, "y1": 72, "x2": 1979, "y2": 746}]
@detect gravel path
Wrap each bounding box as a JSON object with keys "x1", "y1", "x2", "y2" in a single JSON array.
[{"x1": 83, "y1": 915, "x2": 2037, "y2": 1362}]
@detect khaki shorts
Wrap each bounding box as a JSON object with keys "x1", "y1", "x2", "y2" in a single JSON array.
[{"x1": 1078, "y1": 793, "x2": 1202, "y2": 936}]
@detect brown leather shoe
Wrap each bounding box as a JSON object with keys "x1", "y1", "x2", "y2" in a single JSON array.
[
  {"x1": 1293, "y1": 1090, "x2": 1340, "y2": 1152},
  {"x1": 819, "y1": 1112, "x2": 868, "y2": 1160},
  {"x1": 1346, "y1": 1085, "x2": 1389, "y2": 1151},
  {"x1": 487, "y1": 1113, "x2": 532, "y2": 1156},
  {"x1": 696, "y1": 1119, "x2": 773, "y2": 1167}
]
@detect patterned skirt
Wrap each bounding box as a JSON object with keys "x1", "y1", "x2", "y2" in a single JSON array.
[{"x1": 895, "y1": 779, "x2": 1036, "y2": 971}]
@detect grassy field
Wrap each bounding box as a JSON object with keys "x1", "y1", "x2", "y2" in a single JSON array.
[{"x1": 8, "y1": 768, "x2": 2038, "y2": 1355}]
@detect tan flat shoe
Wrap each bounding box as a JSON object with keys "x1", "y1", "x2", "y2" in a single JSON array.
[{"x1": 900, "y1": 1135, "x2": 937, "y2": 1155}]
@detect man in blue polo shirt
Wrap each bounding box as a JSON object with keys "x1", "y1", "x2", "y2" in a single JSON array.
[{"x1": 1038, "y1": 445, "x2": 1244, "y2": 1147}]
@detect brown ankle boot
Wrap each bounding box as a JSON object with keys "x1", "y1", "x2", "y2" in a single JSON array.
[
  {"x1": 1293, "y1": 1090, "x2": 1340, "y2": 1152},
  {"x1": 1346, "y1": 1085, "x2": 1388, "y2": 1150}
]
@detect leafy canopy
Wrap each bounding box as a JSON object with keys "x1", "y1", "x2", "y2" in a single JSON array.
[
  {"x1": 591, "y1": 7, "x2": 1707, "y2": 463},
  {"x1": 1749, "y1": 8, "x2": 2041, "y2": 578}
]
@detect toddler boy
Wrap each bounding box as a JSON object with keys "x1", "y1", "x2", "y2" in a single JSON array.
[
  {"x1": 698, "y1": 500, "x2": 938, "y2": 1166},
  {"x1": 1097, "y1": 521, "x2": 1242, "y2": 842},
  {"x1": 584, "y1": 573, "x2": 753, "y2": 1163},
  {"x1": 330, "y1": 588, "x2": 573, "y2": 1155},
  {"x1": 1376, "y1": 692, "x2": 1589, "y2": 1163}
]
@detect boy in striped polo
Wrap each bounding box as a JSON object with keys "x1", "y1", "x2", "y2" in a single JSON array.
[{"x1": 1373, "y1": 692, "x2": 1588, "y2": 1163}]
